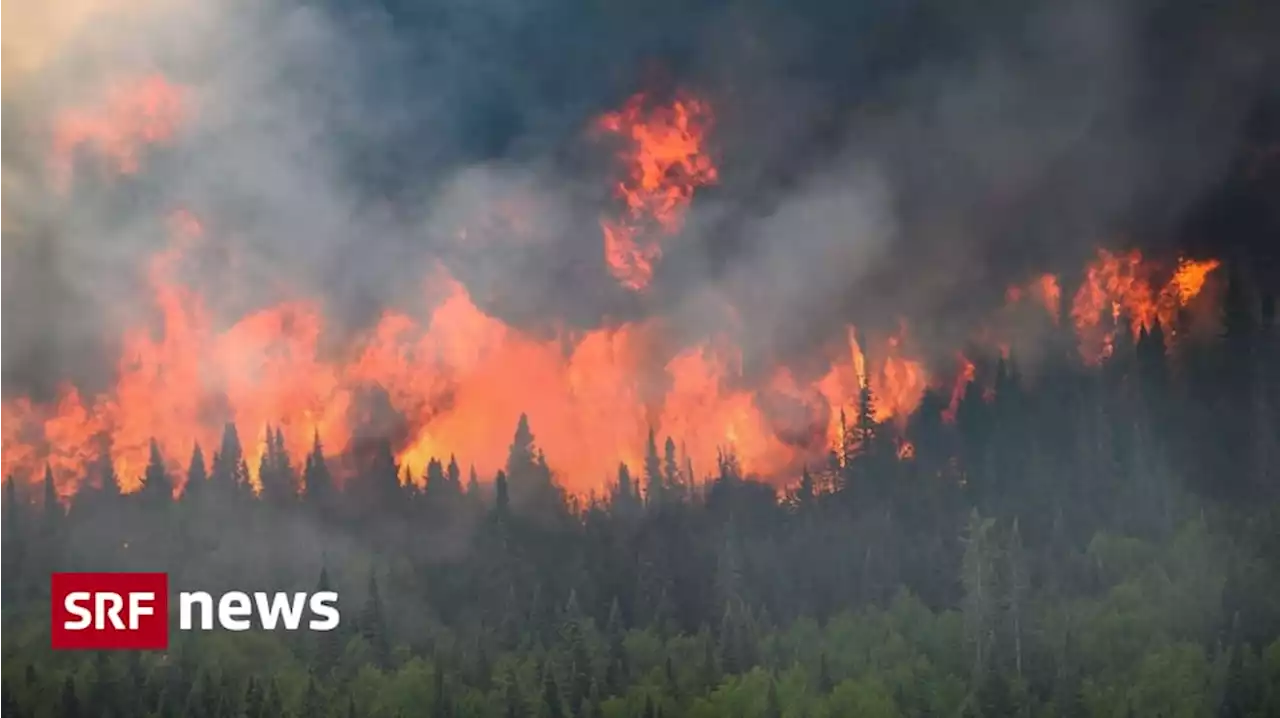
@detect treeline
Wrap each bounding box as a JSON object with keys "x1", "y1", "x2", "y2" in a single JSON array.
[{"x1": 2, "y1": 267, "x2": 1280, "y2": 717}]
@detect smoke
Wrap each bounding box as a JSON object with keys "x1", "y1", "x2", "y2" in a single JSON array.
[{"x1": 3, "y1": 0, "x2": 1277, "y2": 394}]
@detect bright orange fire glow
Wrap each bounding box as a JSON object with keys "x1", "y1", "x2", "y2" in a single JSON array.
[
  {"x1": 596, "y1": 92, "x2": 718, "y2": 291},
  {"x1": 1070, "y1": 249, "x2": 1221, "y2": 363},
  {"x1": 2, "y1": 79, "x2": 1232, "y2": 502}
]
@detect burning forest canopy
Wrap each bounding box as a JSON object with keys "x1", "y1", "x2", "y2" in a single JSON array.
[{"x1": 2, "y1": 0, "x2": 1278, "y2": 501}]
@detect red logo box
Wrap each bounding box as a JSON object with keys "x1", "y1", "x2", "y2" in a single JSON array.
[{"x1": 51, "y1": 573, "x2": 169, "y2": 650}]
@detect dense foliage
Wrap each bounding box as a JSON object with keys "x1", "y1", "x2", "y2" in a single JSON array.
[{"x1": 3, "y1": 270, "x2": 1280, "y2": 717}]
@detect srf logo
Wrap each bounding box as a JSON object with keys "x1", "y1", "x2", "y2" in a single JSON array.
[{"x1": 51, "y1": 573, "x2": 169, "y2": 650}]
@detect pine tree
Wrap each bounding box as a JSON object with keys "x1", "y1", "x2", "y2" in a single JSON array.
[
  {"x1": 1007, "y1": 517, "x2": 1029, "y2": 679},
  {"x1": 302, "y1": 431, "x2": 333, "y2": 509},
  {"x1": 182, "y1": 444, "x2": 207, "y2": 503},
  {"x1": 3, "y1": 476, "x2": 26, "y2": 580},
  {"x1": 507, "y1": 414, "x2": 538, "y2": 484},
  {"x1": 301, "y1": 675, "x2": 322, "y2": 718},
  {"x1": 613, "y1": 463, "x2": 639, "y2": 518},
  {"x1": 263, "y1": 680, "x2": 283, "y2": 718},
  {"x1": 242, "y1": 677, "x2": 262, "y2": 718},
  {"x1": 141, "y1": 439, "x2": 172, "y2": 505},
  {"x1": 504, "y1": 669, "x2": 524, "y2": 718},
  {"x1": 961, "y1": 509, "x2": 998, "y2": 679},
  {"x1": 540, "y1": 662, "x2": 565, "y2": 718},
  {"x1": 466, "y1": 466, "x2": 482, "y2": 503},
  {"x1": 2, "y1": 679, "x2": 17, "y2": 718},
  {"x1": 360, "y1": 571, "x2": 391, "y2": 668},
  {"x1": 314, "y1": 566, "x2": 341, "y2": 676},
  {"x1": 765, "y1": 677, "x2": 782, "y2": 718},
  {"x1": 473, "y1": 640, "x2": 492, "y2": 692},
  {"x1": 700, "y1": 629, "x2": 720, "y2": 689},
  {"x1": 42, "y1": 464, "x2": 61, "y2": 532},
  {"x1": 210, "y1": 423, "x2": 251, "y2": 499},
  {"x1": 662, "y1": 437, "x2": 682, "y2": 497},
  {"x1": 432, "y1": 658, "x2": 449, "y2": 718},
  {"x1": 585, "y1": 678, "x2": 603, "y2": 718},
  {"x1": 89, "y1": 651, "x2": 115, "y2": 715},
  {"x1": 644, "y1": 428, "x2": 663, "y2": 507},
  {"x1": 259, "y1": 426, "x2": 296, "y2": 506},
  {"x1": 494, "y1": 471, "x2": 511, "y2": 516},
  {"x1": 604, "y1": 597, "x2": 628, "y2": 694},
  {"x1": 561, "y1": 590, "x2": 591, "y2": 715},
  {"x1": 447, "y1": 455, "x2": 463, "y2": 493},
  {"x1": 817, "y1": 652, "x2": 833, "y2": 692},
  {"x1": 60, "y1": 675, "x2": 80, "y2": 718}
]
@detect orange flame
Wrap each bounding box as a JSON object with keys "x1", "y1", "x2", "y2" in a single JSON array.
[
  {"x1": 596, "y1": 92, "x2": 718, "y2": 290},
  {"x1": 1070, "y1": 249, "x2": 1220, "y2": 363}
]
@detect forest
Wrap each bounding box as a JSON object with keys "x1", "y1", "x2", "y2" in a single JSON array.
[{"x1": 3, "y1": 266, "x2": 1280, "y2": 718}]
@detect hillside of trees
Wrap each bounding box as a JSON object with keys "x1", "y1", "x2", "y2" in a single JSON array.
[{"x1": 3, "y1": 269, "x2": 1280, "y2": 717}]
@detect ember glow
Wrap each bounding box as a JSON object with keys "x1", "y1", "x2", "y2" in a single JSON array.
[{"x1": 0, "y1": 84, "x2": 1227, "y2": 500}]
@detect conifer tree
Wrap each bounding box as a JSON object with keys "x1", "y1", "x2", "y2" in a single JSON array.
[
  {"x1": 259, "y1": 426, "x2": 296, "y2": 506},
  {"x1": 302, "y1": 431, "x2": 333, "y2": 509},
  {"x1": 4, "y1": 476, "x2": 26, "y2": 579},
  {"x1": 360, "y1": 571, "x2": 391, "y2": 669},
  {"x1": 313, "y1": 566, "x2": 341, "y2": 675},
  {"x1": 561, "y1": 590, "x2": 591, "y2": 715},
  {"x1": 60, "y1": 675, "x2": 80, "y2": 718},
  {"x1": 765, "y1": 677, "x2": 782, "y2": 718},
  {"x1": 643, "y1": 428, "x2": 663, "y2": 507},
  {"x1": 540, "y1": 661, "x2": 565, "y2": 718},
  {"x1": 432, "y1": 658, "x2": 449, "y2": 718},
  {"x1": 467, "y1": 466, "x2": 482, "y2": 502},
  {"x1": 447, "y1": 455, "x2": 462, "y2": 493},
  {"x1": 140, "y1": 439, "x2": 172, "y2": 505},
  {"x1": 182, "y1": 444, "x2": 207, "y2": 504},
  {"x1": 504, "y1": 668, "x2": 524, "y2": 718},
  {"x1": 42, "y1": 464, "x2": 61, "y2": 532},
  {"x1": 300, "y1": 675, "x2": 322, "y2": 718},
  {"x1": 662, "y1": 436, "x2": 682, "y2": 497},
  {"x1": 210, "y1": 423, "x2": 251, "y2": 499},
  {"x1": 604, "y1": 597, "x2": 628, "y2": 694},
  {"x1": 494, "y1": 471, "x2": 511, "y2": 516}
]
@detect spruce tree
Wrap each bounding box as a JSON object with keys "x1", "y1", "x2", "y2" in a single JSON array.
[
  {"x1": 643, "y1": 428, "x2": 663, "y2": 507},
  {"x1": 60, "y1": 676, "x2": 80, "y2": 718},
  {"x1": 360, "y1": 571, "x2": 391, "y2": 668},
  {"x1": 210, "y1": 423, "x2": 251, "y2": 499},
  {"x1": 494, "y1": 471, "x2": 511, "y2": 516},
  {"x1": 504, "y1": 668, "x2": 524, "y2": 718},
  {"x1": 313, "y1": 566, "x2": 341, "y2": 675},
  {"x1": 540, "y1": 661, "x2": 565, "y2": 718},
  {"x1": 302, "y1": 431, "x2": 333, "y2": 509},
  {"x1": 300, "y1": 675, "x2": 322, "y2": 718},
  {"x1": 447, "y1": 455, "x2": 463, "y2": 493},
  {"x1": 662, "y1": 436, "x2": 682, "y2": 497},
  {"x1": 141, "y1": 439, "x2": 172, "y2": 505},
  {"x1": 604, "y1": 597, "x2": 628, "y2": 694},
  {"x1": 42, "y1": 464, "x2": 61, "y2": 532},
  {"x1": 182, "y1": 444, "x2": 207, "y2": 503}
]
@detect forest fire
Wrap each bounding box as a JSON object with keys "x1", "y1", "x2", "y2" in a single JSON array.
[
  {"x1": 0, "y1": 83, "x2": 1226, "y2": 500},
  {"x1": 1070, "y1": 250, "x2": 1222, "y2": 363}
]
